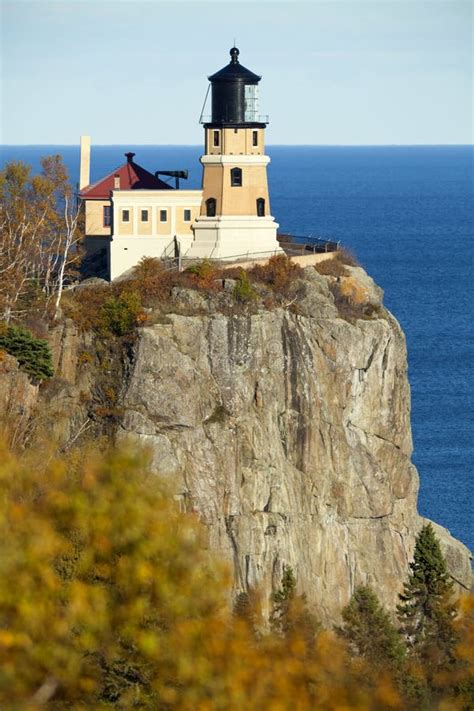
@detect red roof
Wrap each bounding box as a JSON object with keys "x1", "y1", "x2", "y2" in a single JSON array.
[{"x1": 80, "y1": 152, "x2": 173, "y2": 199}]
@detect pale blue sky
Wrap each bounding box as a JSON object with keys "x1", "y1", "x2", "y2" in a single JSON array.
[{"x1": 1, "y1": 0, "x2": 472, "y2": 145}]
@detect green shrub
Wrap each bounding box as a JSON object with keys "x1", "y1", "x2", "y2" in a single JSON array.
[
  {"x1": 0, "y1": 324, "x2": 54, "y2": 382},
  {"x1": 100, "y1": 291, "x2": 143, "y2": 336},
  {"x1": 233, "y1": 271, "x2": 257, "y2": 303}
]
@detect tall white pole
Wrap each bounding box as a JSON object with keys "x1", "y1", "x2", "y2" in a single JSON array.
[{"x1": 79, "y1": 135, "x2": 91, "y2": 190}]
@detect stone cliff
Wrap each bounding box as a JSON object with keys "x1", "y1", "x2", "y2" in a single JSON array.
[
  {"x1": 117, "y1": 267, "x2": 472, "y2": 622},
  {"x1": 2, "y1": 263, "x2": 471, "y2": 623}
]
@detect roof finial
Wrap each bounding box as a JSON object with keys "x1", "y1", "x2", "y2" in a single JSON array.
[
  {"x1": 230, "y1": 46, "x2": 239, "y2": 64},
  {"x1": 125, "y1": 152, "x2": 135, "y2": 163}
]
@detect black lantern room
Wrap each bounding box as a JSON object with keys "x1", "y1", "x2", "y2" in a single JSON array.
[{"x1": 204, "y1": 47, "x2": 267, "y2": 127}]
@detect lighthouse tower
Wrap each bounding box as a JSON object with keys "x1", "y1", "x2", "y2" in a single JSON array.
[{"x1": 189, "y1": 47, "x2": 281, "y2": 259}]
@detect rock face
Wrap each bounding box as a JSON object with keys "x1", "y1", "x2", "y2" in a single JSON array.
[
  {"x1": 1, "y1": 265, "x2": 470, "y2": 623},
  {"x1": 0, "y1": 352, "x2": 38, "y2": 444},
  {"x1": 116, "y1": 266, "x2": 472, "y2": 622}
]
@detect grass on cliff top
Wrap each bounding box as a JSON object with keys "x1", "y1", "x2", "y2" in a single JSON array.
[
  {"x1": 62, "y1": 255, "x2": 308, "y2": 333},
  {"x1": 314, "y1": 248, "x2": 358, "y2": 278},
  {"x1": 62, "y1": 250, "x2": 380, "y2": 335}
]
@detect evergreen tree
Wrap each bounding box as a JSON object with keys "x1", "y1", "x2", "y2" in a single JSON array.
[
  {"x1": 397, "y1": 523, "x2": 458, "y2": 669},
  {"x1": 233, "y1": 589, "x2": 262, "y2": 638},
  {"x1": 339, "y1": 586, "x2": 406, "y2": 673},
  {"x1": 270, "y1": 565, "x2": 319, "y2": 642},
  {"x1": 270, "y1": 565, "x2": 297, "y2": 636},
  {"x1": 0, "y1": 324, "x2": 54, "y2": 382}
]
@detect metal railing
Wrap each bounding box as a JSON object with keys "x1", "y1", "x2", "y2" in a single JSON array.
[
  {"x1": 161, "y1": 237, "x2": 182, "y2": 272},
  {"x1": 180, "y1": 248, "x2": 283, "y2": 269},
  {"x1": 159, "y1": 239, "x2": 341, "y2": 273},
  {"x1": 277, "y1": 233, "x2": 340, "y2": 254},
  {"x1": 199, "y1": 115, "x2": 270, "y2": 124}
]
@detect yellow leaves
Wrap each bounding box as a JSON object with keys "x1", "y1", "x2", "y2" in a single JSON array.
[
  {"x1": 0, "y1": 630, "x2": 16, "y2": 648},
  {"x1": 0, "y1": 629, "x2": 31, "y2": 650},
  {"x1": 0, "y1": 439, "x2": 472, "y2": 709},
  {"x1": 373, "y1": 674, "x2": 402, "y2": 709},
  {"x1": 9, "y1": 500, "x2": 27, "y2": 522},
  {"x1": 135, "y1": 561, "x2": 154, "y2": 585},
  {"x1": 137, "y1": 630, "x2": 160, "y2": 656}
]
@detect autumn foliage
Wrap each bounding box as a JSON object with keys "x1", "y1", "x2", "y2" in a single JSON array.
[
  {"x1": 248, "y1": 253, "x2": 304, "y2": 293},
  {"x1": 0, "y1": 441, "x2": 472, "y2": 710}
]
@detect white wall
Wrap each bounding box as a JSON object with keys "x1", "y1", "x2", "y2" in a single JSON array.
[{"x1": 109, "y1": 189, "x2": 202, "y2": 279}]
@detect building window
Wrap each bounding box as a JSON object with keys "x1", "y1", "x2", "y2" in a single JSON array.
[
  {"x1": 213, "y1": 130, "x2": 220, "y2": 147},
  {"x1": 230, "y1": 167, "x2": 242, "y2": 187},
  {"x1": 206, "y1": 198, "x2": 216, "y2": 217},
  {"x1": 184, "y1": 209, "x2": 191, "y2": 222},
  {"x1": 160, "y1": 209, "x2": 167, "y2": 222},
  {"x1": 122, "y1": 209, "x2": 130, "y2": 222},
  {"x1": 253, "y1": 130, "x2": 258, "y2": 147},
  {"x1": 256, "y1": 198, "x2": 265, "y2": 217},
  {"x1": 103, "y1": 205, "x2": 112, "y2": 227},
  {"x1": 141, "y1": 209, "x2": 149, "y2": 222}
]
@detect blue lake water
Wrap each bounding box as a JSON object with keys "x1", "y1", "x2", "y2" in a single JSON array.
[{"x1": 1, "y1": 144, "x2": 473, "y2": 554}]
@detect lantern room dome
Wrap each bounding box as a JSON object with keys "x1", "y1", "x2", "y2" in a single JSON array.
[{"x1": 208, "y1": 46, "x2": 261, "y2": 84}]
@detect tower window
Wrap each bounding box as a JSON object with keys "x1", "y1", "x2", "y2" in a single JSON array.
[
  {"x1": 103, "y1": 205, "x2": 112, "y2": 227},
  {"x1": 230, "y1": 167, "x2": 242, "y2": 187},
  {"x1": 252, "y1": 130, "x2": 258, "y2": 147},
  {"x1": 206, "y1": 198, "x2": 216, "y2": 217},
  {"x1": 213, "y1": 130, "x2": 220, "y2": 147},
  {"x1": 141, "y1": 209, "x2": 149, "y2": 222},
  {"x1": 122, "y1": 209, "x2": 130, "y2": 222},
  {"x1": 256, "y1": 198, "x2": 265, "y2": 217},
  {"x1": 184, "y1": 209, "x2": 191, "y2": 222},
  {"x1": 160, "y1": 209, "x2": 167, "y2": 222},
  {"x1": 244, "y1": 84, "x2": 259, "y2": 122}
]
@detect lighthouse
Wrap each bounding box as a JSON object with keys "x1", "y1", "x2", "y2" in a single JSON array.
[{"x1": 188, "y1": 47, "x2": 282, "y2": 259}]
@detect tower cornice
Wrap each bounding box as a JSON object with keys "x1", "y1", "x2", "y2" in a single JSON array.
[{"x1": 200, "y1": 154, "x2": 271, "y2": 166}]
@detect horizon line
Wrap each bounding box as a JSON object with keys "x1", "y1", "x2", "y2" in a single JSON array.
[{"x1": 1, "y1": 143, "x2": 473, "y2": 148}]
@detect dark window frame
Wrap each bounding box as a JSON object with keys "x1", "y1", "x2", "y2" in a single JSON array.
[
  {"x1": 230, "y1": 167, "x2": 242, "y2": 187},
  {"x1": 183, "y1": 209, "x2": 192, "y2": 222},
  {"x1": 140, "y1": 209, "x2": 149, "y2": 223},
  {"x1": 122, "y1": 209, "x2": 130, "y2": 223},
  {"x1": 103, "y1": 205, "x2": 112, "y2": 227},
  {"x1": 256, "y1": 198, "x2": 265, "y2": 217},
  {"x1": 160, "y1": 209, "x2": 167, "y2": 222},
  {"x1": 206, "y1": 198, "x2": 216, "y2": 217},
  {"x1": 213, "y1": 130, "x2": 220, "y2": 147},
  {"x1": 252, "y1": 130, "x2": 258, "y2": 147}
]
